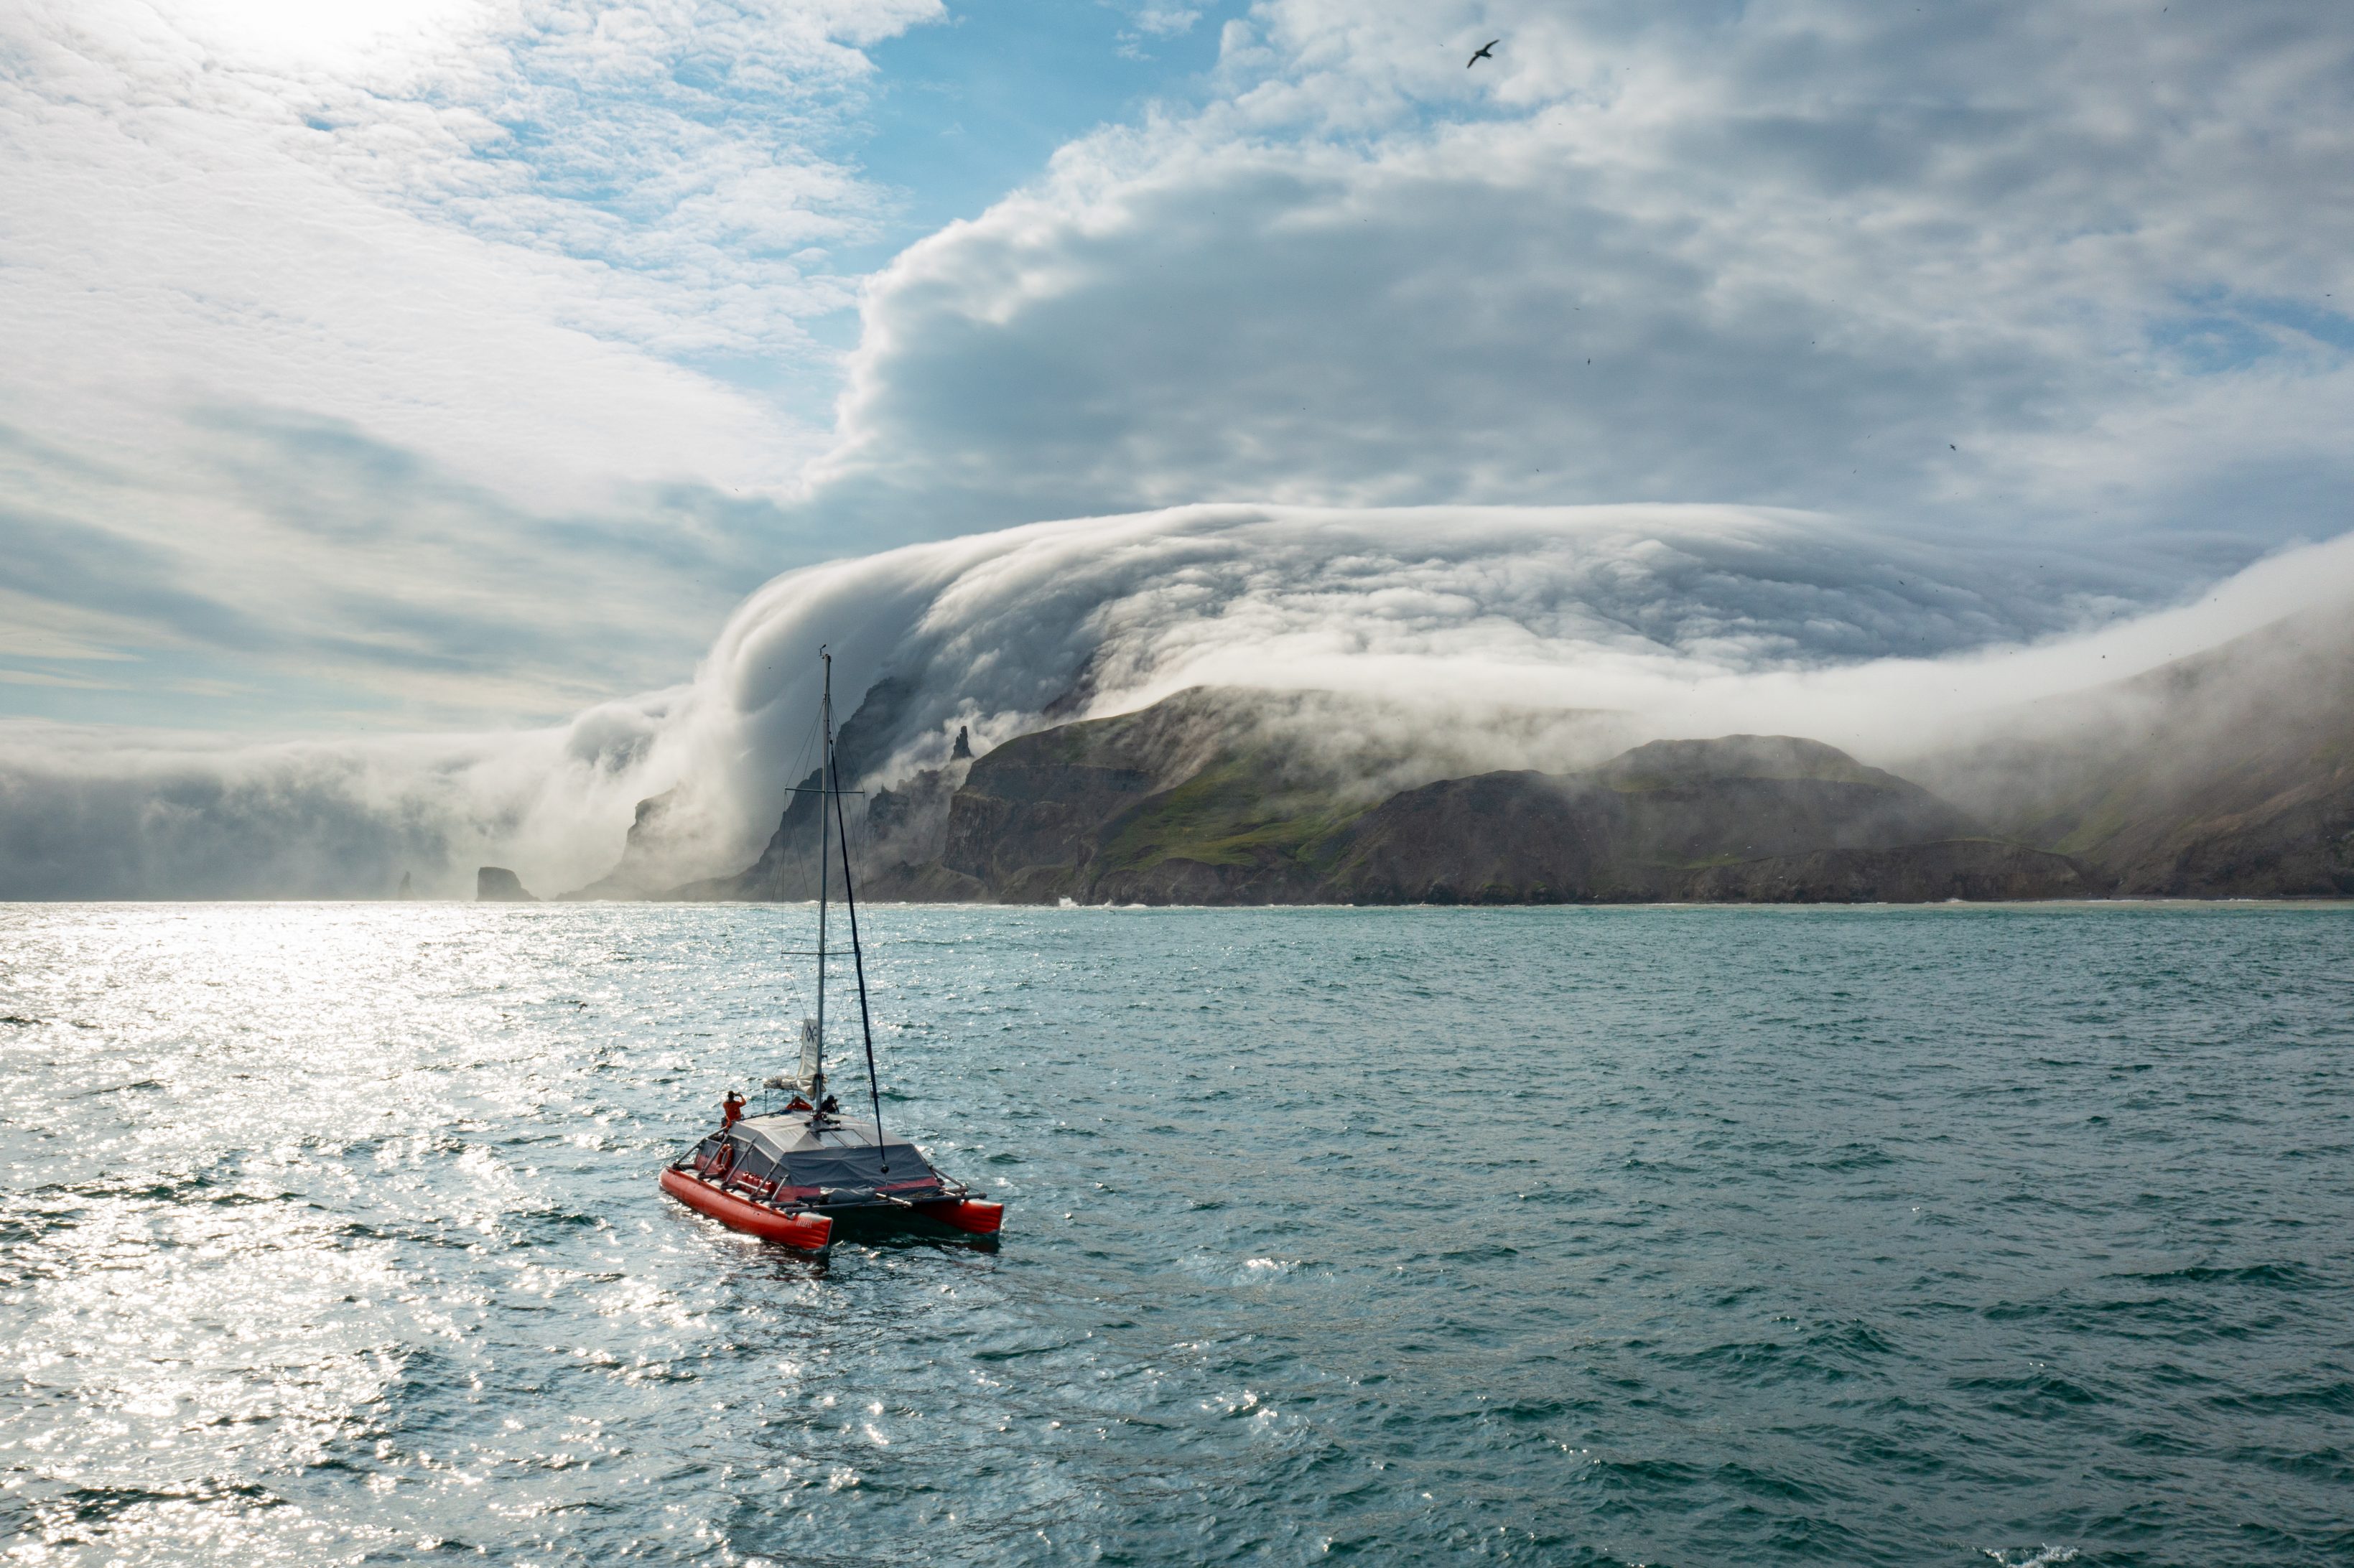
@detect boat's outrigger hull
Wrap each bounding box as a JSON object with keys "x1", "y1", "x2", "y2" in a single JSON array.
[
  {"x1": 659, "y1": 1166, "x2": 834, "y2": 1250},
  {"x1": 660, "y1": 1168, "x2": 1002, "y2": 1250},
  {"x1": 916, "y1": 1198, "x2": 1004, "y2": 1234}
]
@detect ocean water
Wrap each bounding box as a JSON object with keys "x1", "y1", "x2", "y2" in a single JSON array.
[{"x1": 1, "y1": 903, "x2": 2349, "y2": 1567}]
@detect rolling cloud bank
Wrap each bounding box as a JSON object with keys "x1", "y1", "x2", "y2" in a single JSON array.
[{"x1": 6, "y1": 505, "x2": 2352, "y2": 900}]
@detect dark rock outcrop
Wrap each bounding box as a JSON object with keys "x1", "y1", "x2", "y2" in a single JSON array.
[
  {"x1": 936, "y1": 689, "x2": 1257, "y2": 897},
  {"x1": 854, "y1": 762, "x2": 978, "y2": 900},
  {"x1": 477, "y1": 866, "x2": 538, "y2": 902},
  {"x1": 1316, "y1": 771, "x2": 1619, "y2": 903}
]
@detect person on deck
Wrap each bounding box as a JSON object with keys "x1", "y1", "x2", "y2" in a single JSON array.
[{"x1": 722, "y1": 1090, "x2": 746, "y2": 1129}]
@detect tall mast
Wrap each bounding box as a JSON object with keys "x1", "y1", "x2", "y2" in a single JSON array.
[
  {"x1": 811, "y1": 648, "x2": 832, "y2": 1111},
  {"x1": 828, "y1": 709, "x2": 889, "y2": 1170}
]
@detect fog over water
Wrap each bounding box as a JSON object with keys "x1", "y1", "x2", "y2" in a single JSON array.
[{"x1": 4, "y1": 506, "x2": 2353, "y2": 900}]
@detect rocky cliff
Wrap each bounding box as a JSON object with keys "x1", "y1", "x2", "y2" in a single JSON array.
[
  {"x1": 923, "y1": 717, "x2": 2085, "y2": 904},
  {"x1": 1906, "y1": 601, "x2": 2354, "y2": 896},
  {"x1": 564, "y1": 597, "x2": 2354, "y2": 905},
  {"x1": 656, "y1": 676, "x2": 952, "y2": 902}
]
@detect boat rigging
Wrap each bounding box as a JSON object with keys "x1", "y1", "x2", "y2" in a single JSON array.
[{"x1": 658, "y1": 648, "x2": 1003, "y2": 1251}]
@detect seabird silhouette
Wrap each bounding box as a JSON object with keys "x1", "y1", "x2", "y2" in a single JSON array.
[{"x1": 1467, "y1": 39, "x2": 1498, "y2": 67}]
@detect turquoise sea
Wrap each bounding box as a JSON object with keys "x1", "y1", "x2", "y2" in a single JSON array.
[{"x1": 1, "y1": 902, "x2": 2349, "y2": 1565}]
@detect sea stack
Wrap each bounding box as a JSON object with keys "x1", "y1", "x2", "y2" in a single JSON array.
[{"x1": 476, "y1": 866, "x2": 538, "y2": 902}]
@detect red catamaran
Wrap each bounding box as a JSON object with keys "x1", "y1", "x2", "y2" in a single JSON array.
[{"x1": 659, "y1": 649, "x2": 1004, "y2": 1252}]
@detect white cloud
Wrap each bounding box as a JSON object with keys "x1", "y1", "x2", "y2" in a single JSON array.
[
  {"x1": 0, "y1": 0, "x2": 939, "y2": 722},
  {"x1": 14, "y1": 501, "x2": 2350, "y2": 899},
  {"x1": 0, "y1": 0, "x2": 942, "y2": 505},
  {"x1": 814, "y1": 0, "x2": 2354, "y2": 580},
  {"x1": 1131, "y1": 7, "x2": 1201, "y2": 40},
  {"x1": 0, "y1": 696, "x2": 667, "y2": 900}
]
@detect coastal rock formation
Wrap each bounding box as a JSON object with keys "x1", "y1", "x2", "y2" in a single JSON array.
[
  {"x1": 1673, "y1": 841, "x2": 2095, "y2": 902},
  {"x1": 666, "y1": 676, "x2": 932, "y2": 902},
  {"x1": 1321, "y1": 737, "x2": 1984, "y2": 903},
  {"x1": 564, "y1": 593, "x2": 2354, "y2": 906},
  {"x1": 563, "y1": 788, "x2": 699, "y2": 900},
  {"x1": 1908, "y1": 600, "x2": 2354, "y2": 896},
  {"x1": 916, "y1": 702, "x2": 2090, "y2": 904},
  {"x1": 476, "y1": 866, "x2": 538, "y2": 902}
]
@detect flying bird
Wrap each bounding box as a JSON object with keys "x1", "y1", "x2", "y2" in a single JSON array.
[{"x1": 1468, "y1": 39, "x2": 1498, "y2": 67}]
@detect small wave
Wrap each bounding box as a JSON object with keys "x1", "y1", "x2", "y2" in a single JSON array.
[
  {"x1": 88, "y1": 1077, "x2": 166, "y2": 1095},
  {"x1": 1983, "y1": 1546, "x2": 2077, "y2": 1567},
  {"x1": 34, "y1": 1478, "x2": 285, "y2": 1529},
  {"x1": 2116, "y1": 1261, "x2": 2318, "y2": 1289},
  {"x1": 1953, "y1": 1369, "x2": 2108, "y2": 1410},
  {"x1": 1177, "y1": 1250, "x2": 1305, "y2": 1287},
  {"x1": 1800, "y1": 1142, "x2": 1896, "y2": 1171},
  {"x1": 1805, "y1": 1319, "x2": 1898, "y2": 1360},
  {"x1": 2205, "y1": 1380, "x2": 2354, "y2": 1416}
]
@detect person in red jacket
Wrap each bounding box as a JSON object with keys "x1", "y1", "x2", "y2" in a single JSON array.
[{"x1": 721, "y1": 1090, "x2": 746, "y2": 1129}]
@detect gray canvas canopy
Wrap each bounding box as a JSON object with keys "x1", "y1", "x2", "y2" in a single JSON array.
[{"x1": 694, "y1": 1111, "x2": 941, "y2": 1201}]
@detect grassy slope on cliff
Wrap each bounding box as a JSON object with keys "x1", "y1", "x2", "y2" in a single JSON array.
[
  {"x1": 1087, "y1": 755, "x2": 1369, "y2": 879},
  {"x1": 944, "y1": 701, "x2": 2067, "y2": 902}
]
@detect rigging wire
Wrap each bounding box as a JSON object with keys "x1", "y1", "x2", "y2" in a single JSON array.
[
  {"x1": 746, "y1": 694, "x2": 830, "y2": 1110},
  {"x1": 813, "y1": 652, "x2": 834, "y2": 1111},
  {"x1": 758, "y1": 652, "x2": 897, "y2": 1152},
  {"x1": 829, "y1": 716, "x2": 890, "y2": 1170},
  {"x1": 829, "y1": 719, "x2": 894, "y2": 1121}
]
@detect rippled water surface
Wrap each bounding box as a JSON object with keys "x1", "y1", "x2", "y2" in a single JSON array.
[{"x1": 3, "y1": 902, "x2": 2350, "y2": 1566}]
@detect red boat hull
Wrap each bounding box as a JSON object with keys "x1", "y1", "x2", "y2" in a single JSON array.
[
  {"x1": 660, "y1": 1167, "x2": 833, "y2": 1251},
  {"x1": 916, "y1": 1198, "x2": 1005, "y2": 1235}
]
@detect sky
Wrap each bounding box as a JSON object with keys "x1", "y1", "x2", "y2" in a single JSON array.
[
  {"x1": 2, "y1": 0, "x2": 2352, "y2": 895},
  {"x1": 0, "y1": 0, "x2": 1249, "y2": 728}
]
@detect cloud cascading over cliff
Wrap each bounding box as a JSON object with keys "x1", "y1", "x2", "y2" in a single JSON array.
[{"x1": 7, "y1": 503, "x2": 2351, "y2": 900}]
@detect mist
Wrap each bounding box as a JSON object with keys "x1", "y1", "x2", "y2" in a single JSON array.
[{"x1": 6, "y1": 503, "x2": 2352, "y2": 900}]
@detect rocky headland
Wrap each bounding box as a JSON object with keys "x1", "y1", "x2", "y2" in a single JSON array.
[
  {"x1": 536, "y1": 600, "x2": 2354, "y2": 905},
  {"x1": 1901, "y1": 600, "x2": 2354, "y2": 897},
  {"x1": 552, "y1": 693, "x2": 2088, "y2": 905}
]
